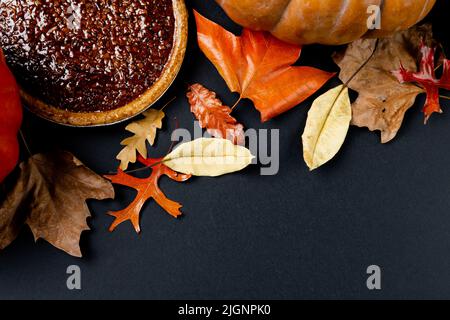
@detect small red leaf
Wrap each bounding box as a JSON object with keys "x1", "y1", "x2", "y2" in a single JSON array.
[
  {"x1": 105, "y1": 157, "x2": 191, "y2": 233},
  {"x1": 394, "y1": 43, "x2": 450, "y2": 122}
]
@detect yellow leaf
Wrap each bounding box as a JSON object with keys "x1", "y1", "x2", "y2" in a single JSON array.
[
  {"x1": 163, "y1": 138, "x2": 254, "y2": 177},
  {"x1": 302, "y1": 85, "x2": 351, "y2": 171},
  {"x1": 117, "y1": 109, "x2": 165, "y2": 170}
]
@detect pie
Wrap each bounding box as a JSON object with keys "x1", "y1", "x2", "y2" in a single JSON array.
[{"x1": 0, "y1": 0, "x2": 188, "y2": 126}]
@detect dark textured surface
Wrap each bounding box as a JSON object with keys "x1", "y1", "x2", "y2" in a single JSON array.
[{"x1": 0, "y1": 0, "x2": 449, "y2": 300}]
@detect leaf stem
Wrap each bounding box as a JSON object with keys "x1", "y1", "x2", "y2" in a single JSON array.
[
  {"x1": 440, "y1": 95, "x2": 450, "y2": 100},
  {"x1": 125, "y1": 162, "x2": 163, "y2": 174},
  {"x1": 344, "y1": 39, "x2": 379, "y2": 87},
  {"x1": 231, "y1": 97, "x2": 242, "y2": 112},
  {"x1": 19, "y1": 129, "x2": 33, "y2": 157},
  {"x1": 109, "y1": 160, "x2": 165, "y2": 176},
  {"x1": 308, "y1": 39, "x2": 380, "y2": 162},
  {"x1": 159, "y1": 96, "x2": 177, "y2": 111},
  {"x1": 439, "y1": 43, "x2": 447, "y2": 60},
  {"x1": 411, "y1": 83, "x2": 425, "y2": 91}
]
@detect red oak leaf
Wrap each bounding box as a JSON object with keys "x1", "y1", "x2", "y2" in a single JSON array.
[
  {"x1": 194, "y1": 11, "x2": 335, "y2": 122},
  {"x1": 105, "y1": 157, "x2": 191, "y2": 233},
  {"x1": 187, "y1": 83, "x2": 245, "y2": 145},
  {"x1": 394, "y1": 43, "x2": 450, "y2": 122}
]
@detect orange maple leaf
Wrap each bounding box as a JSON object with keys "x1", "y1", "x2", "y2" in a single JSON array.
[
  {"x1": 105, "y1": 157, "x2": 191, "y2": 233},
  {"x1": 194, "y1": 11, "x2": 335, "y2": 122},
  {"x1": 187, "y1": 83, "x2": 245, "y2": 145}
]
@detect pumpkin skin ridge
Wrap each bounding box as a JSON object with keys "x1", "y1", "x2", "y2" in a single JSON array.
[
  {"x1": 327, "y1": 0, "x2": 382, "y2": 45},
  {"x1": 269, "y1": 0, "x2": 295, "y2": 32},
  {"x1": 417, "y1": 0, "x2": 434, "y2": 21},
  {"x1": 271, "y1": 0, "x2": 376, "y2": 45},
  {"x1": 216, "y1": 0, "x2": 291, "y2": 31},
  {"x1": 216, "y1": 0, "x2": 436, "y2": 45}
]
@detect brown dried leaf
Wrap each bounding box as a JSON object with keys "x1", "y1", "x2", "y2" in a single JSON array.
[
  {"x1": 334, "y1": 25, "x2": 432, "y2": 143},
  {"x1": 0, "y1": 151, "x2": 114, "y2": 257}
]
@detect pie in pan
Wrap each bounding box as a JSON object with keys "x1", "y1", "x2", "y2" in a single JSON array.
[{"x1": 0, "y1": 0, "x2": 188, "y2": 126}]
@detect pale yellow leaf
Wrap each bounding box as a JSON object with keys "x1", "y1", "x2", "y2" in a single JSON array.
[
  {"x1": 163, "y1": 138, "x2": 254, "y2": 177},
  {"x1": 116, "y1": 109, "x2": 165, "y2": 170},
  {"x1": 302, "y1": 85, "x2": 351, "y2": 171}
]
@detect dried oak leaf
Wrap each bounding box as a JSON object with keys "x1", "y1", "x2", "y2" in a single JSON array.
[
  {"x1": 117, "y1": 109, "x2": 165, "y2": 171},
  {"x1": 0, "y1": 151, "x2": 114, "y2": 257},
  {"x1": 105, "y1": 157, "x2": 191, "y2": 233},
  {"x1": 394, "y1": 44, "x2": 450, "y2": 122},
  {"x1": 334, "y1": 25, "x2": 433, "y2": 143},
  {"x1": 194, "y1": 11, "x2": 334, "y2": 122},
  {"x1": 187, "y1": 84, "x2": 245, "y2": 145}
]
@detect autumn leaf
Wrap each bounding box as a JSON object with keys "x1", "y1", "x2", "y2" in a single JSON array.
[
  {"x1": 302, "y1": 85, "x2": 352, "y2": 170},
  {"x1": 333, "y1": 25, "x2": 431, "y2": 143},
  {"x1": 187, "y1": 84, "x2": 245, "y2": 145},
  {"x1": 105, "y1": 158, "x2": 191, "y2": 233},
  {"x1": 394, "y1": 43, "x2": 450, "y2": 122},
  {"x1": 0, "y1": 151, "x2": 114, "y2": 257},
  {"x1": 117, "y1": 109, "x2": 165, "y2": 170},
  {"x1": 163, "y1": 138, "x2": 254, "y2": 177},
  {"x1": 194, "y1": 11, "x2": 335, "y2": 122},
  {"x1": 106, "y1": 138, "x2": 253, "y2": 232}
]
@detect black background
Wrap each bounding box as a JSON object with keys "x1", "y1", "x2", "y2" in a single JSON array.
[{"x1": 1, "y1": 0, "x2": 449, "y2": 300}]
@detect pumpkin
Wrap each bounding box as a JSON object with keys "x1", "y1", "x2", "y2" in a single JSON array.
[
  {"x1": 216, "y1": 0, "x2": 436, "y2": 45},
  {"x1": 0, "y1": 49, "x2": 22, "y2": 183}
]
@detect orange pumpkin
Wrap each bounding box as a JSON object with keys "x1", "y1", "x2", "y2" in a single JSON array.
[
  {"x1": 216, "y1": 0, "x2": 436, "y2": 45},
  {"x1": 0, "y1": 49, "x2": 22, "y2": 183}
]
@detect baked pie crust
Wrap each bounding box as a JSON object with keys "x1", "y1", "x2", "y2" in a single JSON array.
[{"x1": 16, "y1": 0, "x2": 188, "y2": 127}]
